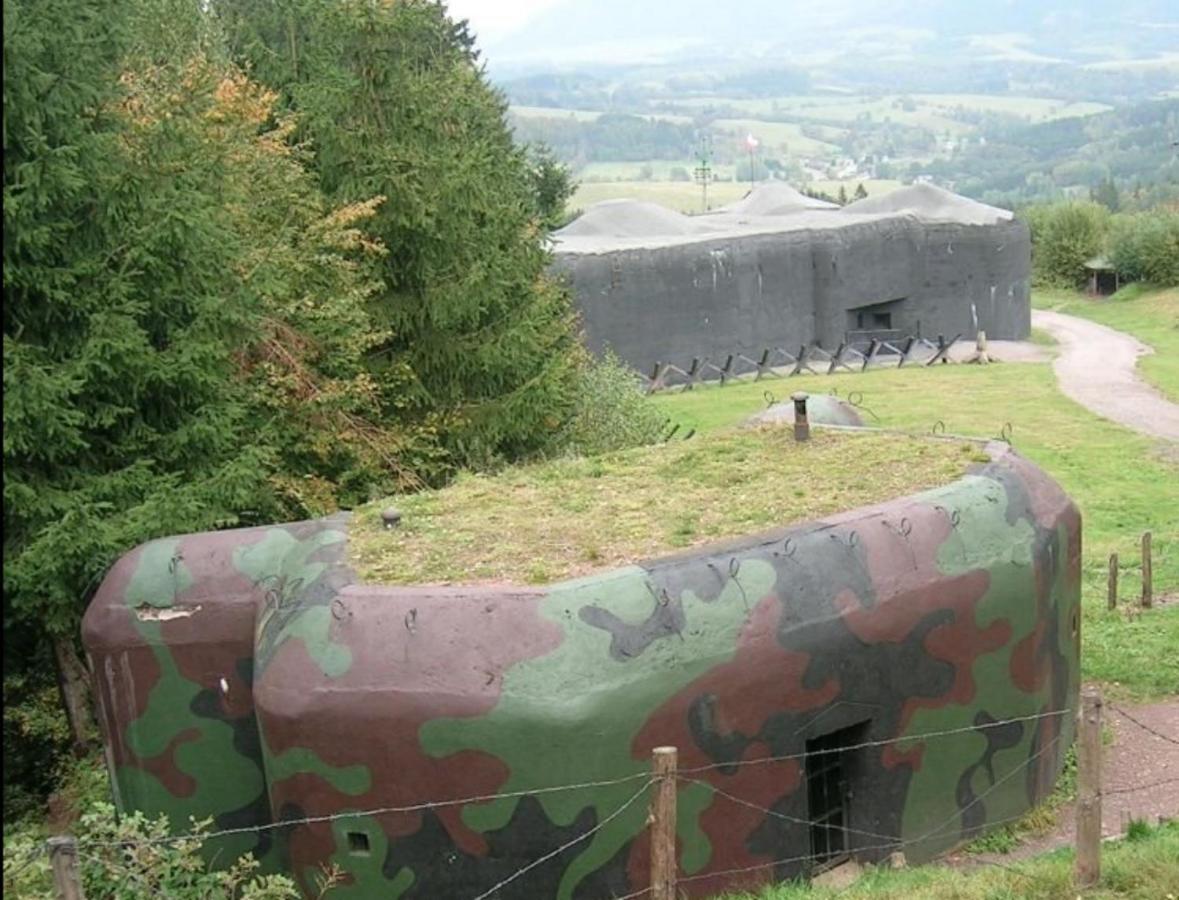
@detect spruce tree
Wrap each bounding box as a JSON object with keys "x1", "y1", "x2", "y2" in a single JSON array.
[{"x1": 220, "y1": 0, "x2": 582, "y2": 475}]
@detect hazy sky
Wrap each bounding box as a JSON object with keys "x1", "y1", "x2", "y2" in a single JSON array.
[{"x1": 446, "y1": 0, "x2": 561, "y2": 43}]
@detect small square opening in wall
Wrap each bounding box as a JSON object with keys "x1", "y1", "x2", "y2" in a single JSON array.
[{"x1": 347, "y1": 831, "x2": 371, "y2": 856}]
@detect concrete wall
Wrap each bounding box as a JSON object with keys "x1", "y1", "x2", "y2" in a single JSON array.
[
  {"x1": 553, "y1": 217, "x2": 1032, "y2": 373},
  {"x1": 84, "y1": 444, "x2": 1078, "y2": 900}
]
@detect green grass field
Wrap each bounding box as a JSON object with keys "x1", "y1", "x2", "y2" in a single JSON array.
[
  {"x1": 1035, "y1": 286, "x2": 1179, "y2": 403},
  {"x1": 728, "y1": 820, "x2": 1177, "y2": 900},
  {"x1": 711, "y1": 118, "x2": 841, "y2": 156},
  {"x1": 652, "y1": 362, "x2": 1179, "y2": 700}
]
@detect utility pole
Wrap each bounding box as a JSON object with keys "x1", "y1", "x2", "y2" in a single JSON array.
[{"x1": 694, "y1": 133, "x2": 713, "y2": 213}]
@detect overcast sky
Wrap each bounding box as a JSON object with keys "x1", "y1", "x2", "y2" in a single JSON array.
[{"x1": 446, "y1": 0, "x2": 561, "y2": 43}]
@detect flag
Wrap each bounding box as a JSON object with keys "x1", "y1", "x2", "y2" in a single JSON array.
[{"x1": 745, "y1": 133, "x2": 760, "y2": 150}]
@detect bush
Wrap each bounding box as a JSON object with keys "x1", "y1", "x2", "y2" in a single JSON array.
[
  {"x1": 1109, "y1": 211, "x2": 1179, "y2": 286},
  {"x1": 1024, "y1": 200, "x2": 1110, "y2": 287},
  {"x1": 558, "y1": 351, "x2": 669, "y2": 456},
  {"x1": 2, "y1": 802, "x2": 322, "y2": 899}
]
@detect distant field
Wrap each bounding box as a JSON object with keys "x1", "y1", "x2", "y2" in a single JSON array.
[
  {"x1": 569, "y1": 178, "x2": 901, "y2": 213},
  {"x1": 509, "y1": 105, "x2": 694, "y2": 124},
  {"x1": 669, "y1": 94, "x2": 975, "y2": 134},
  {"x1": 578, "y1": 160, "x2": 738, "y2": 182},
  {"x1": 711, "y1": 118, "x2": 840, "y2": 156},
  {"x1": 570, "y1": 180, "x2": 749, "y2": 213},
  {"x1": 911, "y1": 93, "x2": 1111, "y2": 121},
  {"x1": 664, "y1": 92, "x2": 1110, "y2": 133},
  {"x1": 1083, "y1": 52, "x2": 1179, "y2": 72},
  {"x1": 510, "y1": 105, "x2": 603, "y2": 121}
]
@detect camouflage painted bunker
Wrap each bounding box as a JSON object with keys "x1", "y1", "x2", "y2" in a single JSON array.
[
  {"x1": 551, "y1": 184, "x2": 1032, "y2": 374},
  {"x1": 83, "y1": 438, "x2": 1080, "y2": 899}
]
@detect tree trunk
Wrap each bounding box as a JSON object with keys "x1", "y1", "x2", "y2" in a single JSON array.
[{"x1": 53, "y1": 635, "x2": 95, "y2": 755}]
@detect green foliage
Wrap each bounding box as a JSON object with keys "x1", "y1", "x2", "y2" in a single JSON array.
[
  {"x1": 2, "y1": 672, "x2": 72, "y2": 819},
  {"x1": 2, "y1": 803, "x2": 309, "y2": 899},
  {"x1": 557, "y1": 350, "x2": 670, "y2": 457},
  {"x1": 1108, "y1": 212, "x2": 1179, "y2": 287},
  {"x1": 1126, "y1": 818, "x2": 1152, "y2": 842},
  {"x1": 1090, "y1": 177, "x2": 1121, "y2": 212},
  {"x1": 2, "y1": 0, "x2": 411, "y2": 810},
  {"x1": 525, "y1": 145, "x2": 577, "y2": 231},
  {"x1": 221, "y1": 0, "x2": 582, "y2": 476},
  {"x1": 1024, "y1": 200, "x2": 1110, "y2": 287}
]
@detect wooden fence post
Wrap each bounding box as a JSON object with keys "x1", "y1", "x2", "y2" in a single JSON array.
[
  {"x1": 48, "y1": 836, "x2": 86, "y2": 900},
  {"x1": 650, "y1": 746, "x2": 678, "y2": 900},
  {"x1": 1107, "y1": 553, "x2": 1118, "y2": 610},
  {"x1": 1076, "y1": 687, "x2": 1103, "y2": 888},
  {"x1": 1141, "y1": 532, "x2": 1152, "y2": 609}
]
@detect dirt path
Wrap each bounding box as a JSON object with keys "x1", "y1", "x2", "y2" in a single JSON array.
[
  {"x1": 948, "y1": 697, "x2": 1179, "y2": 867},
  {"x1": 1032, "y1": 310, "x2": 1179, "y2": 442}
]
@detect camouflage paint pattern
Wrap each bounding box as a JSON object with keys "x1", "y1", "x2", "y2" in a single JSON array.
[{"x1": 83, "y1": 442, "x2": 1081, "y2": 898}]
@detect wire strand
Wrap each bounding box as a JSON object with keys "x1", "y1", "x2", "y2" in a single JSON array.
[
  {"x1": 468, "y1": 779, "x2": 654, "y2": 900},
  {"x1": 679, "y1": 708, "x2": 1071, "y2": 776},
  {"x1": 1111, "y1": 704, "x2": 1179, "y2": 746},
  {"x1": 74, "y1": 770, "x2": 652, "y2": 850}
]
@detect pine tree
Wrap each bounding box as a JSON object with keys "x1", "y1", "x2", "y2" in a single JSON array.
[
  {"x1": 854, "y1": 182, "x2": 869, "y2": 201},
  {"x1": 838, "y1": 184, "x2": 849, "y2": 205},
  {"x1": 220, "y1": 0, "x2": 582, "y2": 475},
  {"x1": 3, "y1": 0, "x2": 404, "y2": 763}
]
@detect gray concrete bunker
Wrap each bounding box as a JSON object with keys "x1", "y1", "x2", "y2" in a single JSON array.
[{"x1": 551, "y1": 184, "x2": 1031, "y2": 373}]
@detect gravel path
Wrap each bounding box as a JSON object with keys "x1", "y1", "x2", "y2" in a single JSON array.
[{"x1": 1032, "y1": 309, "x2": 1179, "y2": 442}]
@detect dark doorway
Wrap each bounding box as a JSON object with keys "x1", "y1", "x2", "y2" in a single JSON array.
[{"x1": 805, "y1": 722, "x2": 867, "y2": 872}]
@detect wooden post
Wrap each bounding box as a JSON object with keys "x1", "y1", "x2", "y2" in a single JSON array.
[
  {"x1": 650, "y1": 746, "x2": 678, "y2": 900},
  {"x1": 1141, "y1": 532, "x2": 1152, "y2": 609},
  {"x1": 48, "y1": 836, "x2": 86, "y2": 900},
  {"x1": 1107, "y1": 553, "x2": 1118, "y2": 610},
  {"x1": 1076, "y1": 688, "x2": 1103, "y2": 888}
]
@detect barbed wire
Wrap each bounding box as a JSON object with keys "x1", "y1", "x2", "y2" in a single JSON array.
[
  {"x1": 1104, "y1": 775, "x2": 1179, "y2": 797},
  {"x1": 67, "y1": 708, "x2": 1072, "y2": 855},
  {"x1": 30, "y1": 718, "x2": 1093, "y2": 899},
  {"x1": 1111, "y1": 704, "x2": 1179, "y2": 746},
  {"x1": 469, "y1": 778, "x2": 654, "y2": 900},
  {"x1": 73, "y1": 770, "x2": 652, "y2": 851},
  {"x1": 679, "y1": 707, "x2": 1072, "y2": 776},
  {"x1": 674, "y1": 731, "x2": 1065, "y2": 890},
  {"x1": 676, "y1": 777, "x2": 901, "y2": 844}
]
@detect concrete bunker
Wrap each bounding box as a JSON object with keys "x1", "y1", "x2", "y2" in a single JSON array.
[
  {"x1": 83, "y1": 432, "x2": 1079, "y2": 899},
  {"x1": 551, "y1": 184, "x2": 1032, "y2": 375}
]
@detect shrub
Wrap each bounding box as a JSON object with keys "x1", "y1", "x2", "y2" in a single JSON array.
[
  {"x1": 1024, "y1": 201, "x2": 1110, "y2": 287},
  {"x1": 1109, "y1": 211, "x2": 1179, "y2": 286},
  {"x1": 2, "y1": 802, "x2": 323, "y2": 899},
  {"x1": 558, "y1": 351, "x2": 669, "y2": 456}
]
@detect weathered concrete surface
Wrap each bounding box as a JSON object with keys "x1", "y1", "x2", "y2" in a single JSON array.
[
  {"x1": 553, "y1": 190, "x2": 1031, "y2": 375},
  {"x1": 83, "y1": 443, "x2": 1079, "y2": 899},
  {"x1": 1033, "y1": 310, "x2": 1179, "y2": 442},
  {"x1": 744, "y1": 394, "x2": 866, "y2": 428}
]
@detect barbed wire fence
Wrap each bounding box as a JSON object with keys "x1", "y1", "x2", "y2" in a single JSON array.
[{"x1": 19, "y1": 698, "x2": 1175, "y2": 900}]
